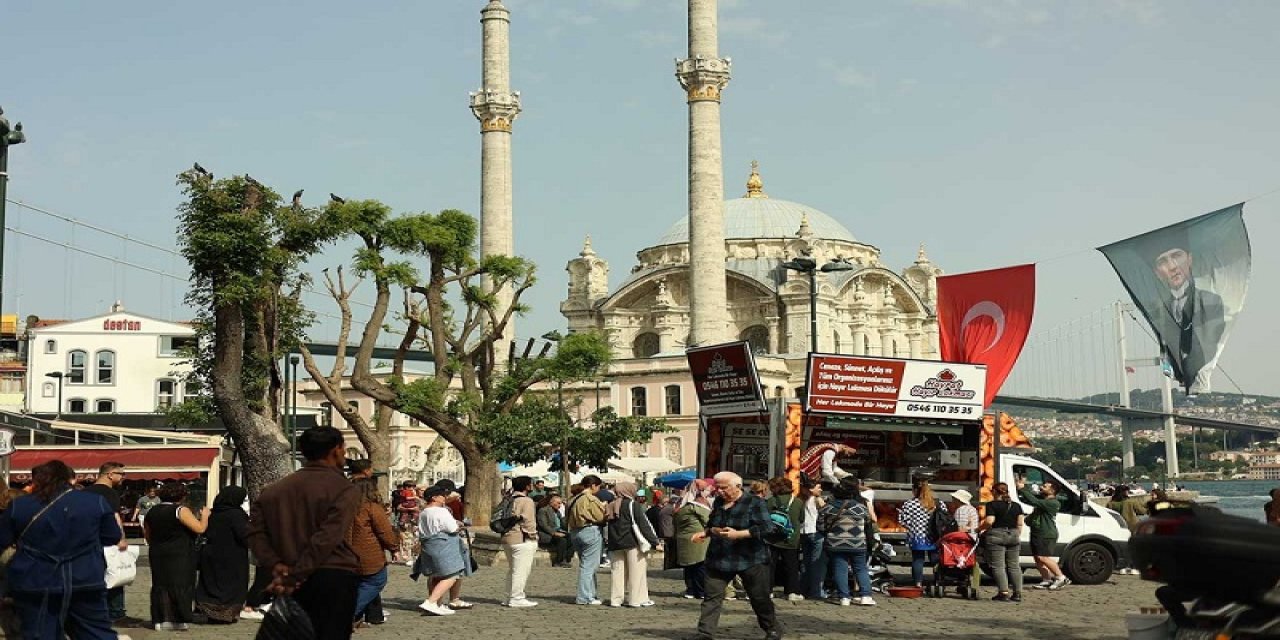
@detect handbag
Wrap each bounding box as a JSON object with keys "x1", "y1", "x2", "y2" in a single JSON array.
[
  {"x1": 104, "y1": 545, "x2": 140, "y2": 589},
  {"x1": 630, "y1": 504, "x2": 652, "y2": 554}
]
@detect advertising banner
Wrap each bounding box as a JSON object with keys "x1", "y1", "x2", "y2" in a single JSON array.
[
  {"x1": 686, "y1": 341, "x2": 767, "y2": 416},
  {"x1": 805, "y1": 354, "x2": 986, "y2": 420}
]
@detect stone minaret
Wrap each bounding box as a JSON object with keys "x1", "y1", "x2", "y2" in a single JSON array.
[
  {"x1": 471, "y1": 0, "x2": 521, "y2": 355},
  {"x1": 676, "y1": 0, "x2": 731, "y2": 347}
]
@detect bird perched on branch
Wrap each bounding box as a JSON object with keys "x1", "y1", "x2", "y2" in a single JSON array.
[
  {"x1": 192, "y1": 162, "x2": 212, "y2": 180},
  {"x1": 330, "y1": 193, "x2": 346, "y2": 204},
  {"x1": 292, "y1": 189, "x2": 304, "y2": 207},
  {"x1": 245, "y1": 174, "x2": 262, "y2": 188}
]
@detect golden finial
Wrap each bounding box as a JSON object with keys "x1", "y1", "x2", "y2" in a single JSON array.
[{"x1": 745, "y1": 160, "x2": 768, "y2": 199}]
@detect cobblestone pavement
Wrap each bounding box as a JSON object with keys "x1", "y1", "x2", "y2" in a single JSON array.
[{"x1": 112, "y1": 561, "x2": 1156, "y2": 640}]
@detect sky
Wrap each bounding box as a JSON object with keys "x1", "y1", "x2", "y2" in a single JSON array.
[{"x1": 4, "y1": 0, "x2": 1279, "y2": 396}]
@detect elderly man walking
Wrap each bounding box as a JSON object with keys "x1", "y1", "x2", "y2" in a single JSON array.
[{"x1": 690, "y1": 472, "x2": 782, "y2": 640}]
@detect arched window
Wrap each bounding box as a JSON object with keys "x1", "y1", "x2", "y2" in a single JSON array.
[
  {"x1": 43, "y1": 339, "x2": 56, "y2": 354},
  {"x1": 67, "y1": 398, "x2": 87, "y2": 414},
  {"x1": 41, "y1": 382, "x2": 55, "y2": 398},
  {"x1": 863, "y1": 335, "x2": 871, "y2": 354},
  {"x1": 663, "y1": 437, "x2": 683, "y2": 463},
  {"x1": 739, "y1": 326, "x2": 770, "y2": 355},
  {"x1": 95, "y1": 399, "x2": 115, "y2": 413},
  {"x1": 630, "y1": 387, "x2": 648, "y2": 416},
  {"x1": 409, "y1": 446, "x2": 422, "y2": 466},
  {"x1": 664, "y1": 384, "x2": 682, "y2": 415},
  {"x1": 833, "y1": 331, "x2": 843, "y2": 354},
  {"x1": 319, "y1": 402, "x2": 333, "y2": 427},
  {"x1": 67, "y1": 350, "x2": 87, "y2": 384},
  {"x1": 632, "y1": 333, "x2": 660, "y2": 358},
  {"x1": 95, "y1": 350, "x2": 116, "y2": 384}
]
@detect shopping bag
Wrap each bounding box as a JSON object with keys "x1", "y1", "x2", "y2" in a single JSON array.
[
  {"x1": 254, "y1": 596, "x2": 315, "y2": 640},
  {"x1": 103, "y1": 545, "x2": 139, "y2": 589}
]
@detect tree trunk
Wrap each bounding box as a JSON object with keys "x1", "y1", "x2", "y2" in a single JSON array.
[
  {"x1": 211, "y1": 298, "x2": 290, "y2": 498},
  {"x1": 460, "y1": 446, "x2": 501, "y2": 526},
  {"x1": 369, "y1": 439, "x2": 393, "y2": 497}
]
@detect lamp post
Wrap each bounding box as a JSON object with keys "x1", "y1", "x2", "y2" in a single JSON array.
[
  {"x1": 44, "y1": 371, "x2": 64, "y2": 419},
  {"x1": 781, "y1": 256, "x2": 855, "y2": 353},
  {"x1": 540, "y1": 331, "x2": 574, "y2": 499},
  {"x1": 0, "y1": 107, "x2": 28, "y2": 316},
  {"x1": 289, "y1": 355, "x2": 300, "y2": 469}
]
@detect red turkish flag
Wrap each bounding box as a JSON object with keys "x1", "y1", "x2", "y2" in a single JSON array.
[{"x1": 936, "y1": 264, "x2": 1036, "y2": 407}]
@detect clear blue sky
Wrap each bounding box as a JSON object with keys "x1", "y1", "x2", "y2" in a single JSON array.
[{"x1": 4, "y1": 0, "x2": 1279, "y2": 395}]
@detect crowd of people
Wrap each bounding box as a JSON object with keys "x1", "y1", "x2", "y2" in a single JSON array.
[{"x1": 10, "y1": 426, "x2": 1276, "y2": 640}]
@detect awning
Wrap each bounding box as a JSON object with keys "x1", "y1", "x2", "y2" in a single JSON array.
[{"x1": 8, "y1": 447, "x2": 220, "y2": 481}]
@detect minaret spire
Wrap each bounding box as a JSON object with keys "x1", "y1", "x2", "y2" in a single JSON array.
[
  {"x1": 471, "y1": 0, "x2": 522, "y2": 360},
  {"x1": 676, "y1": 0, "x2": 731, "y2": 347}
]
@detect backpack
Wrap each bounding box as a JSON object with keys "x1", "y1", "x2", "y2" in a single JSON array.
[
  {"x1": 489, "y1": 496, "x2": 521, "y2": 535},
  {"x1": 766, "y1": 496, "x2": 796, "y2": 544},
  {"x1": 928, "y1": 504, "x2": 958, "y2": 543}
]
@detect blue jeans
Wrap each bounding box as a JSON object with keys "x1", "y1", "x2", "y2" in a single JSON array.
[
  {"x1": 830, "y1": 548, "x2": 872, "y2": 599},
  {"x1": 911, "y1": 549, "x2": 937, "y2": 586},
  {"x1": 801, "y1": 533, "x2": 829, "y2": 599},
  {"x1": 682, "y1": 562, "x2": 707, "y2": 598},
  {"x1": 353, "y1": 566, "x2": 388, "y2": 620},
  {"x1": 570, "y1": 527, "x2": 603, "y2": 604},
  {"x1": 14, "y1": 589, "x2": 117, "y2": 640}
]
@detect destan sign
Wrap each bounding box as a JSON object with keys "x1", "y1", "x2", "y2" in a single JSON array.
[
  {"x1": 686, "y1": 341, "x2": 767, "y2": 416},
  {"x1": 805, "y1": 354, "x2": 986, "y2": 420}
]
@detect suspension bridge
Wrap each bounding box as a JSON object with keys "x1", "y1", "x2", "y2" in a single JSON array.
[{"x1": 4, "y1": 196, "x2": 1275, "y2": 480}]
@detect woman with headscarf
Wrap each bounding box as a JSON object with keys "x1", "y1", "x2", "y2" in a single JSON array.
[
  {"x1": 605, "y1": 482, "x2": 660, "y2": 607},
  {"x1": 194, "y1": 485, "x2": 249, "y2": 623},
  {"x1": 345, "y1": 478, "x2": 399, "y2": 625},
  {"x1": 674, "y1": 479, "x2": 713, "y2": 599},
  {"x1": 147, "y1": 482, "x2": 210, "y2": 631},
  {"x1": 0, "y1": 460, "x2": 121, "y2": 640}
]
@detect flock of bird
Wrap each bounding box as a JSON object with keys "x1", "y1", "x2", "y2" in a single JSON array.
[{"x1": 191, "y1": 162, "x2": 346, "y2": 208}]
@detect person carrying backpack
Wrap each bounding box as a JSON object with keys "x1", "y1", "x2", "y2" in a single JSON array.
[
  {"x1": 897, "y1": 479, "x2": 947, "y2": 589},
  {"x1": 495, "y1": 477, "x2": 539, "y2": 608},
  {"x1": 819, "y1": 478, "x2": 877, "y2": 607},
  {"x1": 764, "y1": 477, "x2": 805, "y2": 602}
]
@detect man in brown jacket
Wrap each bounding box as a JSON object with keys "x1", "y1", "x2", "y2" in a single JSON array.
[
  {"x1": 247, "y1": 427, "x2": 361, "y2": 640},
  {"x1": 501, "y1": 476, "x2": 540, "y2": 608}
]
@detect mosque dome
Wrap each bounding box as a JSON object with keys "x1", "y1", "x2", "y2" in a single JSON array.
[{"x1": 653, "y1": 162, "x2": 858, "y2": 246}]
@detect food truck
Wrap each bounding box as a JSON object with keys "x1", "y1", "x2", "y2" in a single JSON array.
[{"x1": 688, "y1": 343, "x2": 1130, "y2": 585}]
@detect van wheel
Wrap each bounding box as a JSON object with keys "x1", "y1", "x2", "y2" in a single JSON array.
[{"x1": 1063, "y1": 542, "x2": 1114, "y2": 585}]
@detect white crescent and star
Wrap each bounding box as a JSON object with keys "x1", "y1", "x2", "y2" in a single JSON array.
[{"x1": 960, "y1": 300, "x2": 1006, "y2": 353}]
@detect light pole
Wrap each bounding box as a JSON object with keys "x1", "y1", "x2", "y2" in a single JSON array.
[
  {"x1": 781, "y1": 256, "x2": 855, "y2": 353},
  {"x1": 540, "y1": 331, "x2": 573, "y2": 499},
  {"x1": 44, "y1": 371, "x2": 64, "y2": 419},
  {"x1": 289, "y1": 355, "x2": 300, "y2": 469},
  {"x1": 0, "y1": 107, "x2": 28, "y2": 316}
]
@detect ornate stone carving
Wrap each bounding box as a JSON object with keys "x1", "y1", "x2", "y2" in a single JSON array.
[
  {"x1": 676, "y1": 56, "x2": 731, "y2": 103},
  {"x1": 470, "y1": 89, "x2": 521, "y2": 132}
]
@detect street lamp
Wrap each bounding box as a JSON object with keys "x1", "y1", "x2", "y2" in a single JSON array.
[
  {"x1": 781, "y1": 256, "x2": 855, "y2": 353},
  {"x1": 289, "y1": 355, "x2": 300, "y2": 469},
  {"x1": 44, "y1": 371, "x2": 64, "y2": 419},
  {"x1": 0, "y1": 107, "x2": 28, "y2": 316},
  {"x1": 538, "y1": 332, "x2": 574, "y2": 499}
]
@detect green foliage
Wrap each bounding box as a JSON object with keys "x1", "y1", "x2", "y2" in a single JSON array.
[
  {"x1": 477, "y1": 400, "x2": 673, "y2": 471},
  {"x1": 164, "y1": 396, "x2": 216, "y2": 429}
]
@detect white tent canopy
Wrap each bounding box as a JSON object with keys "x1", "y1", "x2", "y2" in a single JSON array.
[{"x1": 608, "y1": 457, "x2": 683, "y2": 474}]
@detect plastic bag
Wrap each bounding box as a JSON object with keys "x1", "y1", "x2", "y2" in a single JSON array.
[
  {"x1": 255, "y1": 596, "x2": 315, "y2": 640},
  {"x1": 103, "y1": 545, "x2": 139, "y2": 589}
]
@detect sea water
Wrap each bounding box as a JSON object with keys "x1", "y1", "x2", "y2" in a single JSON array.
[{"x1": 1176, "y1": 479, "x2": 1275, "y2": 522}]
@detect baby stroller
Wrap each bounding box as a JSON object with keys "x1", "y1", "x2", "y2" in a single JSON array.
[
  {"x1": 932, "y1": 531, "x2": 978, "y2": 599},
  {"x1": 867, "y1": 538, "x2": 897, "y2": 594}
]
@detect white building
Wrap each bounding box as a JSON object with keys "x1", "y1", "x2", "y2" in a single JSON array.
[{"x1": 26, "y1": 304, "x2": 197, "y2": 415}]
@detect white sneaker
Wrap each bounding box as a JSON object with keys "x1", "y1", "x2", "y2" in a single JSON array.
[
  {"x1": 578, "y1": 599, "x2": 603, "y2": 605},
  {"x1": 787, "y1": 593, "x2": 805, "y2": 602},
  {"x1": 627, "y1": 601, "x2": 655, "y2": 608},
  {"x1": 507, "y1": 598, "x2": 538, "y2": 608},
  {"x1": 259, "y1": 602, "x2": 272, "y2": 613},
  {"x1": 1032, "y1": 580, "x2": 1053, "y2": 590},
  {"x1": 1048, "y1": 576, "x2": 1071, "y2": 591},
  {"x1": 419, "y1": 601, "x2": 455, "y2": 616},
  {"x1": 240, "y1": 610, "x2": 265, "y2": 621},
  {"x1": 857, "y1": 596, "x2": 877, "y2": 606},
  {"x1": 839, "y1": 598, "x2": 851, "y2": 607}
]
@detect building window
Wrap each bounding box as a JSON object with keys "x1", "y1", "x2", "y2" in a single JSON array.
[
  {"x1": 409, "y1": 417, "x2": 420, "y2": 428},
  {"x1": 740, "y1": 326, "x2": 770, "y2": 355},
  {"x1": 68, "y1": 398, "x2": 87, "y2": 414},
  {"x1": 664, "y1": 384, "x2": 681, "y2": 415},
  {"x1": 630, "y1": 387, "x2": 648, "y2": 416},
  {"x1": 67, "y1": 350, "x2": 87, "y2": 384},
  {"x1": 95, "y1": 399, "x2": 115, "y2": 413},
  {"x1": 159, "y1": 335, "x2": 198, "y2": 357},
  {"x1": 347, "y1": 400, "x2": 360, "y2": 419},
  {"x1": 632, "y1": 333, "x2": 660, "y2": 359},
  {"x1": 319, "y1": 402, "x2": 333, "y2": 427},
  {"x1": 41, "y1": 381, "x2": 55, "y2": 398},
  {"x1": 95, "y1": 350, "x2": 116, "y2": 384},
  {"x1": 44, "y1": 339, "x2": 56, "y2": 354},
  {"x1": 157, "y1": 379, "x2": 177, "y2": 409},
  {"x1": 0, "y1": 372, "x2": 22, "y2": 394},
  {"x1": 664, "y1": 437, "x2": 683, "y2": 463}
]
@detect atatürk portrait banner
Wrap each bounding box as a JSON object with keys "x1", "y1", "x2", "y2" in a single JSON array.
[{"x1": 1098, "y1": 204, "x2": 1251, "y2": 393}]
